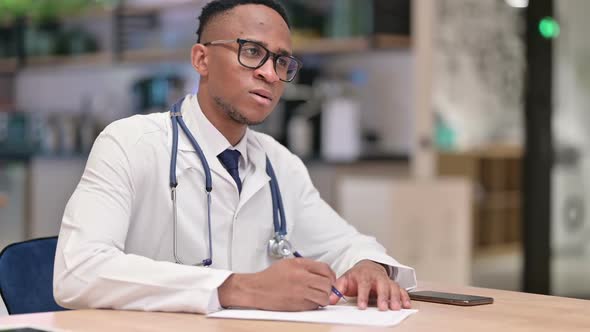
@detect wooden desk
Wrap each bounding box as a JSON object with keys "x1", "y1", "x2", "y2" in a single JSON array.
[{"x1": 1, "y1": 282, "x2": 589, "y2": 331}]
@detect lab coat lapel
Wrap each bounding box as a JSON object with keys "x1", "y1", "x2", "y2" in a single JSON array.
[
  {"x1": 238, "y1": 135, "x2": 271, "y2": 211},
  {"x1": 174, "y1": 96, "x2": 237, "y2": 187}
]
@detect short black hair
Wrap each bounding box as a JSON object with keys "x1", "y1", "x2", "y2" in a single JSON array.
[{"x1": 196, "y1": 0, "x2": 290, "y2": 43}]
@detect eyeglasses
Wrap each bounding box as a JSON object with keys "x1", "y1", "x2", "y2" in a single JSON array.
[{"x1": 202, "y1": 38, "x2": 302, "y2": 82}]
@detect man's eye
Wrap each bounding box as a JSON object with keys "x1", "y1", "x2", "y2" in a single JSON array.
[
  {"x1": 243, "y1": 47, "x2": 261, "y2": 56},
  {"x1": 277, "y1": 57, "x2": 289, "y2": 68}
]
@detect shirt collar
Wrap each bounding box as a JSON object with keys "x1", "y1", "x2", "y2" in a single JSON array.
[{"x1": 187, "y1": 95, "x2": 249, "y2": 165}]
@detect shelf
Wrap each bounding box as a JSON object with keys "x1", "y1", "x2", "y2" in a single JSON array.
[
  {"x1": 293, "y1": 37, "x2": 370, "y2": 54},
  {"x1": 0, "y1": 151, "x2": 34, "y2": 161},
  {"x1": 440, "y1": 144, "x2": 523, "y2": 159},
  {"x1": 119, "y1": 1, "x2": 200, "y2": 16},
  {"x1": 474, "y1": 242, "x2": 522, "y2": 258},
  {"x1": 70, "y1": 36, "x2": 409, "y2": 65},
  {"x1": 59, "y1": 6, "x2": 114, "y2": 20},
  {"x1": 5, "y1": 35, "x2": 411, "y2": 70},
  {"x1": 0, "y1": 58, "x2": 18, "y2": 74},
  {"x1": 0, "y1": 193, "x2": 7, "y2": 208},
  {"x1": 120, "y1": 48, "x2": 189, "y2": 63},
  {"x1": 0, "y1": 102, "x2": 16, "y2": 111},
  {"x1": 479, "y1": 191, "x2": 521, "y2": 210},
  {"x1": 373, "y1": 34, "x2": 412, "y2": 49},
  {"x1": 25, "y1": 53, "x2": 112, "y2": 69},
  {"x1": 305, "y1": 154, "x2": 410, "y2": 166},
  {"x1": 293, "y1": 35, "x2": 411, "y2": 55},
  {"x1": 120, "y1": 35, "x2": 410, "y2": 63}
]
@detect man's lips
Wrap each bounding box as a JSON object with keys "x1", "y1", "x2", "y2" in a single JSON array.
[{"x1": 250, "y1": 89, "x2": 273, "y2": 101}]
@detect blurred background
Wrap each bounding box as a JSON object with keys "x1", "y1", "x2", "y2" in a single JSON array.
[{"x1": 0, "y1": 0, "x2": 588, "y2": 315}]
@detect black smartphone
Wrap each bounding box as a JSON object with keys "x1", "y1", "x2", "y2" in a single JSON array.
[
  {"x1": 408, "y1": 290, "x2": 494, "y2": 306},
  {"x1": 0, "y1": 329, "x2": 57, "y2": 332},
  {"x1": 0, "y1": 327, "x2": 61, "y2": 332}
]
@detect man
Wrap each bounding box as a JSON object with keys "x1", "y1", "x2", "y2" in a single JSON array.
[{"x1": 54, "y1": 0, "x2": 416, "y2": 314}]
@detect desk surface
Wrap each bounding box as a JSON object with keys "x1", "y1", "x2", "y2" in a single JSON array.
[{"x1": 1, "y1": 282, "x2": 589, "y2": 331}]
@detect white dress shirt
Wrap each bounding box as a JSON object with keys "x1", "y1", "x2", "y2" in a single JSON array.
[{"x1": 53, "y1": 94, "x2": 416, "y2": 314}]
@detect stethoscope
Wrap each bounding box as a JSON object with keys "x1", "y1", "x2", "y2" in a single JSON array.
[{"x1": 169, "y1": 97, "x2": 293, "y2": 267}]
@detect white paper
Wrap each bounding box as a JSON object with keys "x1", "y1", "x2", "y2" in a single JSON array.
[{"x1": 207, "y1": 305, "x2": 418, "y2": 327}]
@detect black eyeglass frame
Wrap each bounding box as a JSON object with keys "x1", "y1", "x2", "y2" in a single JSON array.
[{"x1": 202, "y1": 38, "x2": 303, "y2": 82}]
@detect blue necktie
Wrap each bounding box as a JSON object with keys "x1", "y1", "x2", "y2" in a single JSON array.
[{"x1": 218, "y1": 149, "x2": 242, "y2": 193}]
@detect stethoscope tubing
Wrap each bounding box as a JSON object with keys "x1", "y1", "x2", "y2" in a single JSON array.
[
  {"x1": 170, "y1": 99, "x2": 213, "y2": 266},
  {"x1": 266, "y1": 157, "x2": 286, "y2": 236},
  {"x1": 168, "y1": 98, "x2": 289, "y2": 267}
]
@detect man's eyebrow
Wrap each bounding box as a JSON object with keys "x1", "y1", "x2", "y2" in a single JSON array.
[{"x1": 250, "y1": 38, "x2": 291, "y2": 56}]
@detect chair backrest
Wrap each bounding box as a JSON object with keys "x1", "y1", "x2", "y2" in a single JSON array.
[{"x1": 0, "y1": 236, "x2": 67, "y2": 314}]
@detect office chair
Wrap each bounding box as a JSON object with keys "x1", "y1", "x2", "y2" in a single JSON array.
[{"x1": 0, "y1": 236, "x2": 67, "y2": 314}]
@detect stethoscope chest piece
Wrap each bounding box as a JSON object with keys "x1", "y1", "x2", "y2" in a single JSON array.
[{"x1": 268, "y1": 234, "x2": 293, "y2": 258}]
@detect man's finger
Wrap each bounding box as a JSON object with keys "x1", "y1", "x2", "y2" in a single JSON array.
[
  {"x1": 307, "y1": 274, "x2": 332, "y2": 297},
  {"x1": 388, "y1": 282, "x2": 402, "y2": 310},
  {"x1": 376, "y1": 277, "x2": 390, "y2": 311},
  {"x1": 302, "y1": 260, "x2": 336, "y2": 284},
  {"x1": 329, "y1": 275, "x2": 348, "y2": 305},
  {"x1": 356, "y1": 278, "x2": 371, "y2": 310},
  {"x1": 303, "y1": 287, "x2": 330, "y2": 308},
  {"x1": 400, "y1": 287, "x2": 412, "y2": 308}
]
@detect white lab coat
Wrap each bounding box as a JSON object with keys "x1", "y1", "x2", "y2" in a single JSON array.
[{"x1": 53, "y1": 94, "x2": 416, "y2": 314}]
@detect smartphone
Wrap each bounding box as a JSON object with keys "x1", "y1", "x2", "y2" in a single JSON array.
[
  {"x1": 0, "y1": 326, "x2": 64, "y2": 332},
  {"x1": 0, "y1": 328, "x2": 59, "y2": 332},
  {"x1": 0, "y1": 329, "x2": 56, "y2": 332},
  {"x1": 408, "y1": 290, "x2": 494, "y2": 306},
  {"x1": 0, "y1": 329, "x2": 51, "y2": 332}
]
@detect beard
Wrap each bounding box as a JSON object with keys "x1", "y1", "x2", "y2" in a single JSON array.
[{"x1": 214, "y1": 96, "x2": 265, "y2": 126}]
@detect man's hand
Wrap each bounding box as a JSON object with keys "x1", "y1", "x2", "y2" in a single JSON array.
[
  {"x1": 329, "y1": 260, "x2": 411, "y2": 311},
  {"x1": 218, "y1": 258, "x2": 336, "y2": 311}
]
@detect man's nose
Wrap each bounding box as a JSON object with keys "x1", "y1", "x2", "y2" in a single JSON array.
[{"x1": 254, "y1": 57, "x2": 280, "y2": 83}]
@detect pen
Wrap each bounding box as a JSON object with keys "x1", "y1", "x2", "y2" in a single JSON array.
[{"x1": 293, "y1": 251, "x2": 348, "y2": 303}]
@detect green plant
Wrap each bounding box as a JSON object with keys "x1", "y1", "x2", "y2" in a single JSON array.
[{"x1": 0, "y1": 0, "x2": 119, "y2": 24}]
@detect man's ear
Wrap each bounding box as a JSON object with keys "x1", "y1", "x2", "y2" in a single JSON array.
[{"x1": 191, "y1": 43, "x2": 209, "y2": 76}]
